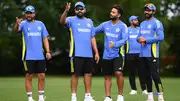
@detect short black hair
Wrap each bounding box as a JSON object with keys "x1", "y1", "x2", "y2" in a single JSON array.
[{"x1": 112, "y1": 5, "x2": 124, "y2": 16}]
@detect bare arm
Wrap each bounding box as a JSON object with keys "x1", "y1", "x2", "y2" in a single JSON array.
[
  {"x1": 91, "y1": 37, "x2": 100, "y2": 63},
  {"x1": 43, "y1": 37, "x2": 51, "y2": 60},
  {"x1": 60, "y1": 3, "x2": 71, "y2": 24},
  {"x1": 14, "y1": 17, "x2": 22, "y2": 33},
  {"x1": 43, "y1": 37, "x2": 50, "y2": 53}
]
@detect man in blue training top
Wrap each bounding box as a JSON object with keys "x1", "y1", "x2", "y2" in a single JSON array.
[
  {"x1": 137, "y1": 3, "x2": 165, "y2": 101},
  {"x1": 60, "y1": 2, "x2": 99, "y2": 101},
  {"x1": 14, "y1": 5, "x2": 51, "y2": 101},
  {"x1": 125, "y1": 15, "x2": 148, "y2": 95},
  {"x1": 95, "y1": 5, "x2": 127, "y2": 101}
]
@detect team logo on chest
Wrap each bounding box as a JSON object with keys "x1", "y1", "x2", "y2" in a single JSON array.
[
  {"x1": 37, "y1": 26, "x2": 42, "y2": 31},
  {"x1": 87, "y1": 23, "x2": 91, "y2": 28},
  {"x1": 148, "y1": 24, "x2": 151, "y2": 29},
  {"x1": 116, "y1": 28, "x2": 120, "y2": 32}
]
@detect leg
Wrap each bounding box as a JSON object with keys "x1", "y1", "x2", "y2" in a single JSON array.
[
  {"x1": 71, "y1": 74, "x2": 79, "y2": 93},
  {"x1": 115, "y1": 72, "x2": 124, "y2": 95},
  {"x1": 83, "y1": 58, "x2": 95, "y2": 101},
  {"x1": 70, "y1": 57, "x2": 83, "y2": 101},
  {"x1": 84, "y1": 73, "x2": 92, "y2": 93},
  {"x1": 104, "y1": 75, "x2": 112, "y2": 96},
  {"x1": 149, "y1": 58, "x2": 164, "y2": 101},
  {"x1": 114, "y1": 57, "x2": 124, "y2": 101},
  {"x1": 139, "y1": 58, "x2": 154, "y2": 100},
  {"x1": 102, "y1": 59, "x2": 113, "y2": 99},
  {"x1": 150, "y1": 58, "x2": 163, "y2": 93},
  {"x1": 23, "y1": 60, "x2": 35, "y2": 101},
  {"x1": 25, "y1": 73, "x2": 33, "y2": 93},
  {"x1": 136, "y1": 56, "x2": 146, "y2": 91},
  {"x1": 36, "y1": 60, "x2": 47, "y2": 101}
]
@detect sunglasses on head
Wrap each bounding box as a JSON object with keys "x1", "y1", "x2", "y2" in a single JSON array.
[{"x1": 75, "y1": 6, "x2": 84, "y2": 11}]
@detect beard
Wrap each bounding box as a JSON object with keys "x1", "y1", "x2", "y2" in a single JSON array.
[
  {"x1": 133, "y1": 23, "x2": 139, "y2": 27},
  {"x1": 26, "y1": 16, "x2": 34, "y2": 21},
  {"x1": 76, "y1": 12, "x2": 84, "y2": 18},
  {"x1": 110, "y1": 15, "x2": 118, "y2": 21},
  {"x1": 145, "y1": 13, "x2": 153, "y2": 19}
]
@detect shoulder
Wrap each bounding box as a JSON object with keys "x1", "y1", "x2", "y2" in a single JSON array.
[
  {"x1": 120, "y1": 21, "x2": 127, "y2": 28},
  {"x1": 20, "y1": 20, "x2": 26, "y2": 26},
  {"x1": 153, "y1": 18, "x2": 163, "y2": 28},
  {"x1": 67, "y1": 16, "x2": 76, "y2": 20},
  {"x1": 85, "y1": 18, "x2": 94, "y2": 24},
  {"x1": 140, "y1": 21, "x2": 146, "y2": 25}
]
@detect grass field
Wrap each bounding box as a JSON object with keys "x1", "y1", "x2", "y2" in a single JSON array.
[{"x1": 0, "y1": 76, "x2": 180, "y2": 101}]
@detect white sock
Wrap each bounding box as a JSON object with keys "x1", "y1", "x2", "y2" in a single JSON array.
[
  {"x1": 72, "y1": 93, "x2": 76, "y2": 97},
  {"x1": 158, "y1": 92, "x2": 163, "y2": 97},
  {"x1": 38, "y1": 91, "x2": 44, "y2": 100},
  {"x1": 27, "y1": 92, "x2": 33, "y2": 100},
  {"x1": 85, "y1": 93, "x2": 91, "y2": 97},
  {"x1": 148, "y1": 92, "x2": 154, "y2": 99},
  {"x1": 118, "y1": 95, "x2": 123, "y2": 97}
]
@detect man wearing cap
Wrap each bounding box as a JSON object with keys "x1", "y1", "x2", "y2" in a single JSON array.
[
  {"x1": 125, "y1": 15, "x2": 147, "y2": 95},
  {"x1": 95, "y1": 5, "x2": 127, "y2": 101},
  {"x1": 137, "y1": 3, "x2": 165, "y2": 101},
  {"x1": 14, "y1": 5, "x2": 51, "y2": 101},
  {"x1": 60, "y1": 2, "x2": 99, "y2": 101}
]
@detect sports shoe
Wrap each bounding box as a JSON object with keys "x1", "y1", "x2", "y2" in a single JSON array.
[
  {"x1": 71, "y1": 96, "x2": 77, "y2": 101},
  {"x1": 116, "y1": 95, "x2": 124, "y2": 101},
  {"x1": 29, "y1": 99, "x2": 35, "y2": 101},
  {"x1": 38, "y1": 96, "x2": 46, "y2": 101},
  {"x1": 104, "y1": 97, "x2": 113, "y2": 101},
  {"x1": 84, "y1": 95, "x2": 95, "y2": 101},
  {"x1": 158, "y1": 93, "x2": 164, "y2": 101},
  {"x1": 146, "y1": 98, "x2": 154, "y2": 101},
  {"x1": 142, "y1": 90, "x2": 148, "y2": 95},
  {"x1": 146, "y1": 92, "x2": 154, "y2": 101},
  {"x1": 129, "y1": 90, "x2": 137, "y2": 95}
]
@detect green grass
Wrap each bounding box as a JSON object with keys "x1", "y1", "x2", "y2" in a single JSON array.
[{"x1": 0, "y1": 76, "x2": 180, "y2": 101}]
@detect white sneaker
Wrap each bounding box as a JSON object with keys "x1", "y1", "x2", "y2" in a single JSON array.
[
  {"x1": 38, "y1": 96, "x2": 46, "y2": 101},
  {"x1": 146, "y1": 98, "x2": 154, "y2": 101},
  {"x1": 104, "y1": 97, "x2": 113, "y2": 101},
  {"x1": 71, "y1": 96, "x2": 77, "y2": 101},
  {"x1": 142, "y1": 90, "x2": 148, "y2": 95},
  {"x1": 158, "y1": 94, "x2": 164, "y2": 101},
  {"x1": 146, "y1": 92, "x2": 154, "y2": 101},
  {"x1": 29, "y1": 99, "x2": 35, "y2": 101},
  {"x1": 116, "y1": 95, "x2": 124, "y2": 101},
  {"x1": 84, "y1": 95, "x2": 95, "y2": 101},
  {"x1": 129, "y1": 90, "x2": 137, "y2": 95}
]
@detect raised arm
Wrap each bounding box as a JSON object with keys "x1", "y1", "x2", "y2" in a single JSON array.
[
  {"x1": 14, "y1": 17, "x2": 22, "y2": 33},
  {"x1": 60, "y1": 3, "x2": 71, "y2": 24}
]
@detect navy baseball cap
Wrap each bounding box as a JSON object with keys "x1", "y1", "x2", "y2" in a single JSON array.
[
  {"x1": 75, "y1": 2, "x2": 85, "y2": 8},
  {"x1": 144, "y1": 3, "x2": 156, "y2": 11},
  {"x1": 25, "y1": 5, "x2": 35, "y2": 13},
  {"x1": 129, "y1": 15, "x2": 139, "y2": 22}
]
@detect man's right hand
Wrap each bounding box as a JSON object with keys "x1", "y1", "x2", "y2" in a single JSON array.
[
  {"x1": 16, "y1": 17, "x2": 22, "y2": 26},
  {"x1": 65, "y1": 2, "x2": 71, "y2": 12}
]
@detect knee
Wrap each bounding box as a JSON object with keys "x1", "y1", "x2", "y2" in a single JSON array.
[
  {"x1": 38, "y1": 73, "x2": 45, "y2": 80},
  {"x1": 104, "y1": 76, "x2": 111, "y2": 81},
  {"x1": 72, "y1": 74, "x2": 79, "y2": 78},
  {"x1": 26, "y1": 73, "x2": 33, "y2": 80},
  {"x1": 115, "y1": 72, "x2": 123, "y2": 77}
]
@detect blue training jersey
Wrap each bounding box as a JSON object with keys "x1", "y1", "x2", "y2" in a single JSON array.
[
  {"x1": 20, "y1": 20, "x2": 49, "y2": 60},
  {"x1": 95, "y1": 20, "x2": 128, "y2": 59},
  {"x1": 126, "y1": 26, "x2": 141, "y2": 54},
  {"x1": 66, "y1": 16, "x2": 95, "y2": 58},
  {"x1": 137, "y1": 17, "x2": 164, "y2": 58}
]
